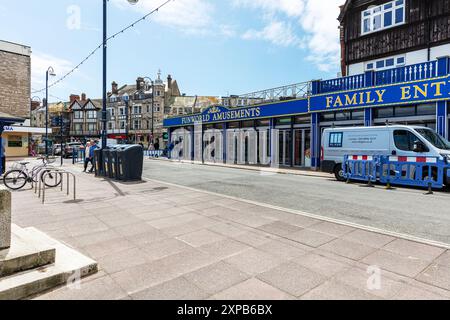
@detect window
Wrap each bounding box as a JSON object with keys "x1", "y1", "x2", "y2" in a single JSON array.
[
  {"x1": 361, "y1": 0, "x2": 405, "y2": 35},
  {"x1": 393, "y1": 130, "x2": 423, "y2": 151},
  {"x1": 108, "y1": 122, "x2": 114, "y2": 130},
  {"x1": 87, "y1": 123, "x2": 96, "y2": 131},
  {"x1": 120, "y1": 121, "x2": 126, "y2": 129},
  {"x1": 365, "y1": 55, "x2": 406, "y2": 71},
  {"x1": 394, "y1": 106, "x2": 415, "y2": 117},
  {"x1": 376, "y1": 60, "x2": 385, "y2": 69},
  {"x1": 8, "y1": 135, "x2": 23, "y2": 148},
  {"x1": 417, "y1": 104, "x2": 435, "y2": 116},
  {"x1": 329, "y1": 132, "x2": 344, "y2": 148},
  {"x1": 416, "y1": 128, "x2": 450, "y2": 150},
  {"x1": 133, "y1": 106, "x2": 142, "y2": 114},
  {"x1": 276, "y1": 118, "x2": 292, "y2": 126},
  {"x1": 74, "y1": 124, "x2": 83, "y2": 132},
  {"x1": 374, "y1": 107, "x2": 394, "y2": 118},
  {"x1": 86, "y1": 110, "x2": 97, "y2": 119},
  {"x1": 74, "y1": 111, "x2": 83, "y2": 119},
  {"x1": 119, "y1": 107, "x2": 125, "y2": 116},
  {"x1": 295, "y1": 115, "x2": 310, "y2": 124},
  {"x1": 133, "y1": 120, "x2": 141, "y2": 130},
  {"x1": 386, "y1": 58, "x2": 395, "y2": 67}
]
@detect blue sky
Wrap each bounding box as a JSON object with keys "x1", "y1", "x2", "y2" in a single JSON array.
[{"x1": 0, "y1": 0, "x2": 344, "y2": 103}]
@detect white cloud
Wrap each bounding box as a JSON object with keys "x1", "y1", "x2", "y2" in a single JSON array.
[
  {"x1": 31, "y1": 52, "x2": 74, "y2": 91},
  {"x1": 111, "y1": 0, "x2": 214, "y2": 35},
  {"x1": 300, "y1": 0, "x2": 343, "y2": 72},
  {"x1": 232, "y1": 0, "x2": 304, "y2": 18},
  {"x1": 235, "y1": 0, "x2": 344, "y2": 73},
  {"x1": 242, "y1": 21, "x2": 302, "y2": 47}
]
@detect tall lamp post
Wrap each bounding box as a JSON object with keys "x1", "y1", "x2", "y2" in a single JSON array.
[
  {"x1": 45, "y1": 67, "x2": 56, "y2": 156},
  {"x1": 101, "y1": 0, "x2": 139, "y2": 149},
  {"x1": 122, "y1": 93, "x2": 130, "y2": 144},
  {"x1": 142, "y1": 77, "x2": 154, "y2": 143}
]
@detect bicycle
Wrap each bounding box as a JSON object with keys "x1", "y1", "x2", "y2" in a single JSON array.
[{"x1": 2, "y1": 156, "x2": 62, "y2": 191}]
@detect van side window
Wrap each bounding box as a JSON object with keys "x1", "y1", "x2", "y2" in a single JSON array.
[
  {"x1": 393, "y1": 130, "x2": 425, "y2": 151},
  {"x1": 329, "y1": 132, "x2": 343, "y2": 148}
]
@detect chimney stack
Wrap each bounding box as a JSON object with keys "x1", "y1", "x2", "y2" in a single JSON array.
[
  {"x1": 111, "y1": 81, "x2": 119, "y2": 95},
  {"x1": 81, "y1": 93, "x2": 87, "y2": 101},
  {"x1": 167, "y1": 75, "x2": 172, "y2": 89},
  {"x1": 69, "y1": 94, "x2": 80, "y2": 103},
  {"x1": 136, "y1": 77, "x2": 144, "y2": 91}
]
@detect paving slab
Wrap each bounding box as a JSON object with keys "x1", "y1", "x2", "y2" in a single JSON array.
[
  {"x1": 257, "y1": 262, "x2": 326, "y2": 297},
  {"x1": 131, "y1": 276, "x2": 209, "y2": 300},
  {"x1": 285, "y1": 229, "x2": 336, "y2": 248},
  {"x1": 210, "y1": 278, "x2": 295, "y2": 300},
  {"x1": 10, "y1": 165, "x2": 450, "y2": 300},
  {"x1": 362, "y1": 250, "x2": 432, "y2": 278},
  {"x1": 224, "y1": 248, "x2": 284, "y2": 276},
  {"x1": 184, "y1": 261, "x2": 250, "y2": 295}
]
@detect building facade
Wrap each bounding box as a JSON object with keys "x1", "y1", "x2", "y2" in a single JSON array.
[
  {"x1": 0, "y1": 40, "x2": 31, "y2": 118},
  {"x1": 164, "y1": 0, "x2": 450, "y2": 174},
  {"x1": 68, "y1": 93, "x2": 102, "y2": 141},
  {"x1": 107, "y1": 72, "x2": 180, "y2": 146}
]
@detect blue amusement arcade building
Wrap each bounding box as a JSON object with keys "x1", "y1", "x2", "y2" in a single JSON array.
[{"x1": 164, "y1": 0, "x2": 450, "y2": 172}]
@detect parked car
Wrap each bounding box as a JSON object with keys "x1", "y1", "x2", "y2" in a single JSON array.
[
  {"x1": 63, "y1": 143, "x2": 83, "y2": 158},
  {"x1": 321, "y1": 125, "x2": 450, "y2": 183}
]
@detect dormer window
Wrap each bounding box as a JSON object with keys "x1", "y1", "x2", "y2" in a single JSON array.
[{"x1": 362, "y1": 0, "x2": 405, "y2": 35}]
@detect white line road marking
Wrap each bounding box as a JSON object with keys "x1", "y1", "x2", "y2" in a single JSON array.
[{"x1": 143, "y1": 177, "x2": 450, "y2": 250}]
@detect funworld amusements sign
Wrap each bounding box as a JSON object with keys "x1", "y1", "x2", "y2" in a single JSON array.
[
  {"x1": 164, "y1": 75, "x2": 450, "y2": 127},
  {"x1": 309, "y1": 74, "x2": 450, "y2": 112},
  {"x1": 163, "y1": 100, "x2": 309, "y2": 127}
]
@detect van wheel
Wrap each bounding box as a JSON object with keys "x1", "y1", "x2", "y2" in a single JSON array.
[{"x1": 334, "y1": 164, "x2": 345, "y2": 182}]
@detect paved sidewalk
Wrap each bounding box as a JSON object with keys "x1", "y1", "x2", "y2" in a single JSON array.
[
  {"x1": 149, "y1": 157, "x2": 334, "y2": 179},
  {"x1": 9, "y1": 165, "x2": 450, "y2": 300}
]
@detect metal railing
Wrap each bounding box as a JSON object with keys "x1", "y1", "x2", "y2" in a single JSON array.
[
  {"x1": 320, "y1": 74, "x2": 365, "y2": 93},
  {"x1": 238, "y1": 81, "x2": 311, "y2": 105},
  {"x1": 70, "y1": 131, "x2": 101, "y2": 136},
  {"x1": 34, "y1": 168, "x2": 77, "y2": 204},
  {"x1": 319, "y1": 60, "x2": 442, "y2": 94},
  {"x1": 374, "y1": 60, "x2": 439, "y2": 86}
]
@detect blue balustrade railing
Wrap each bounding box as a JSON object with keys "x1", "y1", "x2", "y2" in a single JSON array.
[
  {"x1": 374, "y1": 60, "x2": 438, "y2": 86},
  {"x1": 319, "y1": 74, "x2": 365, "y2": 94}
]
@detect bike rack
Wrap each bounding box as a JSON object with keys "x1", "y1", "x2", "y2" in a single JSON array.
[
  {"x1": 37, "y1": 169, "x2": 77, "y2": 204},
  {"x1": 34, "y1": 165, "x2": 59, "y2": 195}
]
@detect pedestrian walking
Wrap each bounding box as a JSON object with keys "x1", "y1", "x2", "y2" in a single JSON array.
[
  {"x1": 83, "y1": 142, "x2": 91, "y2": 173},
  {"x1": 87, "y1": 140, "x2": 99, "y2": 173}
]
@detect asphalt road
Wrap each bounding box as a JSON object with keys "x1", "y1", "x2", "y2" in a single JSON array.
[{"x1": 143, "y1": 160, "x2": 450, "y2": 244}]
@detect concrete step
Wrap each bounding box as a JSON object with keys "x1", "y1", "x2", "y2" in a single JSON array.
[
  {"x1": 0, "y1": 226, "x2": 97, "y2": 300},
  {"x1": 0, "y1": 225, "x2": 55, "y2": 278}
]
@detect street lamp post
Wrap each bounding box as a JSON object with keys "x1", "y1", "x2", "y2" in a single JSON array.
[
  {"x1": 142, "y1": 77, "x2": 154, "y2": 143},
  {"x1": 45, "y1": 67, "x2": 56, "y2": 156},
  {"x1": 122, "y1": 93, "x2": 130, "y2": 144},
  {"x1": 101, "y1": 0, "x2": 139, "y2": 149}
]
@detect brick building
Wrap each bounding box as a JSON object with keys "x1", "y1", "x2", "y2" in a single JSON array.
[
  {"x1": 107, "y1": 71, "x2": 180, "y2": 146},
  {"x1": 0, "y1": 40, "x2": 31, "y2": 118}
]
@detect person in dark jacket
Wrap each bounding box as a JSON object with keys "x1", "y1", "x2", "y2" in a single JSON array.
[{"x1": 86, "y1": 140, "x2": 98, "y2": 173}]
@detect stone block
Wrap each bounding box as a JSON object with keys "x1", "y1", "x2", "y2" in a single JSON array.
[{"x1": 0, "y1": 187, "x2": 11, "y2": 250}]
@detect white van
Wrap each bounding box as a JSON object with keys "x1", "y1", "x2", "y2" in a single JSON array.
[{"x1": 321, "y1": 125, "x2": 450, "y2": 183}]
